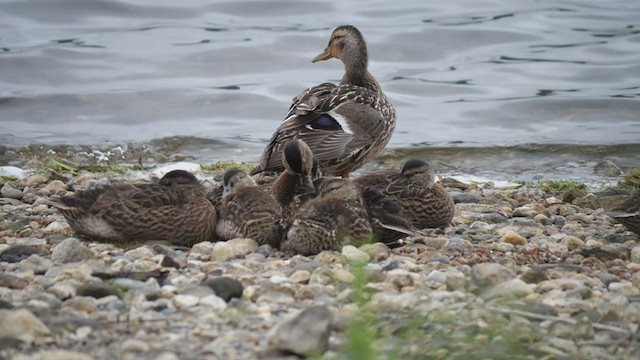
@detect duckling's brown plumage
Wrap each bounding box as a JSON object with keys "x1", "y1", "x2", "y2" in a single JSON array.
[
  {"x1": 354, "y1": 159, "x2": 455, "y2": 230},
  {"x1": 270, "y1": 140, "x2": 318, "y2": 208},
  {"x1": 251, "y1": 25, "x2": 396, "y2": 178},
  {"x1": 282, "y1": 178, "x2": 372, "y2": 255},
  {"x1": 608, "y1": 194, "x2": 640, "y2": 236},
  {"x1": 215, "y1": 169, "x2": 285, "y2": 247},
  {"x1": 51, "y1": 170, "x2": 217, "y2": 246}
]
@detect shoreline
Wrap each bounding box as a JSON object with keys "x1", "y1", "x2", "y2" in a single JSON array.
[{"x1": 1, "y1": 163, "x2": 639, "y2": 359}]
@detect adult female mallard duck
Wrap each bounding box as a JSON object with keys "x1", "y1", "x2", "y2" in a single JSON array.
[
  {"x1": 251, "y1": 25, "x2": 396, "y2": 178},
  {"x1": 50, "y1": 170, "x2": 217, "y2": 246},
  {"x1": 354, "y1": 159, "x2": 455, "y2": 230},
  {"x1": 282, "y1": 178, "x2": 373, "y2": 255},
  {"x1": 215, "y1": 169, "x2": 285, "y2": 247}
]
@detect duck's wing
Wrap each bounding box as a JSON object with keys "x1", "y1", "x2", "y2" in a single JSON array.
[
  {"x1": 89, "y1": 183, "x2": 186, "y2": 212},
  {"x1": 252, "y1": 82, "x2": 394, "y2": 175}
]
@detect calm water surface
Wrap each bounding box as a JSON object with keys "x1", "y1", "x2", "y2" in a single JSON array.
[{"x1": 1, "y1": 0, "x2": 639, "y2": 164}]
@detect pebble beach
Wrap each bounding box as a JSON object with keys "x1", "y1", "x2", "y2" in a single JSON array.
[{"x1": 1, "y1": 159, "x2": 639, "y2": 360}]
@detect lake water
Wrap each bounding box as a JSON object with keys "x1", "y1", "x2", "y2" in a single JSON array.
[{"x1": 1, "y1": 0, "x2": 639, "y2": 169}]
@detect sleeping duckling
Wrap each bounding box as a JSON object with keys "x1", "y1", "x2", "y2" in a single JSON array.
[
  {"x1": 215, "y1": 169, "x2": 285, "y2": 247},
  {"x1": 282, "y1": 178, "x2": 372, "y2": 255},
  {"x1": 50, "y1": 170, "x2": 217, "y2": 246},
  {"x1": 354, "y1": 159, "x2": 454, "y2": 230}
]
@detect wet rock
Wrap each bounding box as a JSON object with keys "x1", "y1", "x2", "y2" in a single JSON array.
[
  {"x1": 51, "y1": 237, "x2": 93, "y2": 263},
  {"x1": 48, "y1": 280, "x2": 79, "y2": 300},
  {"x1": 173, "y1": 294, "x2": 199, "y2": 308},
  {"x1": 255, "y1": 244, "x2": 275, "y2": 257},
  {"x1": 227, "y1": 238, "x2": 258, "y2": 256},
  {"x1": 0, "y1": 245, "x2": 47, "y2": 263},
  {"x1": 594, "y1": 159, "x2": 622, "y2": 177},
  {"x1": 333, "y1": 268, "x2": 355, "y2": 283},
  {"x1": 484, "y1": 278, "x2": 534, "y2": 299},
  {"x1": 631, "y1": 246, "x2": 640, "y2": 263},
  {"x1": 124, "y1": 246, "x2": 156, "y2": 261},
  {"x1": 0, "y1": 299, "x2": 14, "y2": 309},
  {"x1": 120, "y1": 338, "x2": 151, "y2": 353},
  {"x1": 1, "y1": 183, "x2": 23, "y2": 199},
  {"x1": 500, "y1": 231, "x2": 528, "y2": 246},
  {"x1": 574, "y1": 244, "x2": 630, "y2": 261},
  {"x1": 561, "y1": 235, "x2": 585, "y2": 251},
  {"x1": 161, "y1": 255, "x2": 184, "y2": 269},
  {"x1": 369, "y1": 292, "x2": 418, "y2": 312},
  {"x1": 359, "y1": 242, "x2": 391, "y2": 261},
  {"x1": 201, "y1": 276, "x2": 244, "y2": 302},
  {"x1": 16, "y1": 174, "x2": 48, "y2": 188},
  {"x1": 39, "y1": 180, "x2": 68, "y2": 196},
  {"x1": 77, "y1": 282, "x2": 120, "y2": 299},
  {"x1": 289, "y1": 270, "x2": 311, "y2": 284},
  {"x1": 533, "y1": 213, "x2": 552, "y2": 225},
  {"x1": 0, "y1": 308, "x2": 50, "y2": 344},
  {"x1": 341, "y1": 245, "x2": 370, "y2": 263},
  {"x1": 452, "y1": 192, "x2": 481, "y2": 204},
  {"x1": 13, "y1": 350, "x2": 94, "y2": 360},
  {"x1": 62, "y1": 297, "x2": 98, "y2": 314},
  {"x1": 189, "y1": 241, "x2": 218, "y2": 261},
  {"x1": 387, "y1": 269, "x2": 414, "y2": 289},
  {"x1": 512, "y1": 206, "x2": 537, "y2": 217},
  {"x1": 471, "y1": 263, "x2": 516, "y2": 288},
  {"x1": 267, "y1": 305, "x2": 332, "y2": 357},
  {"x1": 521, "y1": 268, "x2": 550, "y2": 284},
  {"x1": 0, "y1": 273, "x2": 29, "y2": 289},
  {"x1": 315, "y1": 251, "x2": 347, "y2": 265}
]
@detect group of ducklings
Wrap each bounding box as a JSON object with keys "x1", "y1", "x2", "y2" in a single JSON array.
[{"x1": 52, "y1": 139, "x2": 455, "y2": 255}]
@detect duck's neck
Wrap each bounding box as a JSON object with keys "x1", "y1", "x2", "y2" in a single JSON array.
[{"x1": 340, "y1": 47, "x2": 381, "y2": 91}]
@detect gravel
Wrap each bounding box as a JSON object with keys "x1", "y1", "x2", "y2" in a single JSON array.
[{"x1": 0, "y1": 171, "x2": 639, "y2": 359}]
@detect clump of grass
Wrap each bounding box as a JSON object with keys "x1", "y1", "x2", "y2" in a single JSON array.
[
  {"x1": 618, "y1": 169, "x2": 640, "y2": 194},
  {"x1": 539, "y1": 180, "x2": 587, "y2": 193},
  {"x1": 200, "y1": 161, "x2": 254, "y2": 174},
  {"x1": 341, "y1": 260, "x2": 380, "y2": 360},
  {"x1": 335, "y1": 257, "x2": 542, "y2": 360}
]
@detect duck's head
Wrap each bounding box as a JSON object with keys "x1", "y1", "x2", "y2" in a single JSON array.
[
  {"x1": 312, "y1": 25, "x2": 368, "y2": 68},
  {"x1": 222, "y1": 169, "x2": 256, "y2": 198},
  {"x1": 316, "y1": 178, "x2": 360, "y2": 200},
  {"x1": 159, "y1": 170, "x2": 199, "y2": 187},
  {"x1": 401, "y1": 159, "x2": 435, "y2": 185},
  {"x1": 283, "y1": 139, "x2": 316, "y2": 193}
]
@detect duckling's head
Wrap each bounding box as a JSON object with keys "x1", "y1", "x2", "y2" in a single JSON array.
[
  {"x1": 316, "y1": 178, "x2": 360, "y2": 200},
  {"x1": 222, "y1": 169, "x2": 256, "y2": 198},
  {"x1": 159, "y1": 170, "x2": 199, "y2": 187},
  {"x1": 312, "y1": 25, "x2": 367, "y2": 69},
  {"x1": 283, "y1": 139, "x2": 316, "y2": 193},
  {"x1": 401, "y1": 159, "x2": 435, "y2": 185}
]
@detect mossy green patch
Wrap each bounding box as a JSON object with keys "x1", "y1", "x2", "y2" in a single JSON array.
[
  {"x1": 618, "y1": 169, "x2": 640, "y2": 193},
  {"x1": 539, "y1": 179, "x2": 587, "y2": 193},
  {"x1": 199, "y1": 161, "x2": 254, "y2": 174}
]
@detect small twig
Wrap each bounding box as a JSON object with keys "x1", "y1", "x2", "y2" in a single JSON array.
[{"x1": 486, "y1": 306, "x2": 632, "y2": 335}]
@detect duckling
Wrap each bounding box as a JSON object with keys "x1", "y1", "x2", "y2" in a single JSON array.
[
  {"x1": 215, "y1": 169, "x2": 285, "y2": 247},
  {"x1": 608, "y1": 194, "x2": 640, "y2": 236},
  {"x1": 50, "y1": 170, "x2": 217, "y2": 246},
  {"x1": 251, "y1": 25, "x2": 396, "y2": 178},
  {"x1": 354, "y1": 159, "x2": 455, "y2": 230},
  {"x1": 282, "y1": 178, "x2": 372, "y2": 256},
  {"x1": 358, "y1": 186, "x2": 419, "y2": 245},
  {"x1": 270, "y1": 139, "x2": 317, "y2": 208}
]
